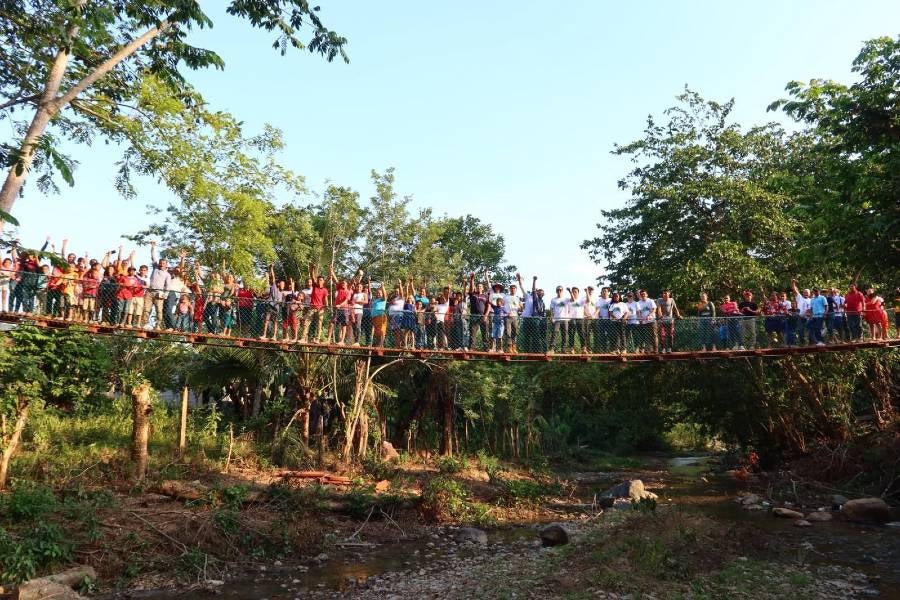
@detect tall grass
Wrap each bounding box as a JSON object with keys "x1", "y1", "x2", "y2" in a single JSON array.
[{"x1": 13, "y1": 395, "x2": 231, "y2": 486}]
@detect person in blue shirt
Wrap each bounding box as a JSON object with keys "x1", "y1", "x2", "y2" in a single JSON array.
[
  {"x1": 489, "y1": 297, "x2": 508, "y2": 352},
  {"x1": 809, "y1": 288, "x2": 828, "y2": 346}
]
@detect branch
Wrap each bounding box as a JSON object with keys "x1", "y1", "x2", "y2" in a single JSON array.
[
  {"x1": 0, "y1": 93, "x2": 40, "y2": 111},
  {"x1": 55, "y1": 18, "x2": 174, "y2": 109}
]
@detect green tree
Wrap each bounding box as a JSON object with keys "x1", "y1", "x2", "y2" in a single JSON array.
[
  {"x1": 124, "y1": 75, "x2": 304, "y2": 282},
  {"x1": 769, "y1": 35, "x2": 900, "y2": 283},
  {"x1": 359, "y1": 168, "x2": 416, "y2": 282},
  {"x1": 0, "y1": 326, "x2": 109, "y2": 488},
  {"x1": 582, "y1": 89, "x2": 797, "y2": 299},
  {"x1": 0, "y1": 0, "x2": 346, "y2": 218}
]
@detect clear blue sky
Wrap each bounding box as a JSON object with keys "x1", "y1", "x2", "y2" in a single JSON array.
[{"x1": 7, "y1": 1, "x2": 898, "y2": 285}]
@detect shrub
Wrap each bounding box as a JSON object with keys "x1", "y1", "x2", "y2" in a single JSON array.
[
  {"x1": 1, "y1": 484, "x2": 58, "y2": 520},
  {"x1": 436, "y1": 455, "x2": 466, "y2": 474},
  {"x1": 0, "y1": 522, "x2": 72, "y2": 584},
  {"x1": 420, "y1": 476, "x2": 468, "y2": 522}
]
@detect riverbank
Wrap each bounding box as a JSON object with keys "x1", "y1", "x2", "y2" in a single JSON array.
[{"x1": 2, "y1": 452, "x2": 898, "y2": 599}]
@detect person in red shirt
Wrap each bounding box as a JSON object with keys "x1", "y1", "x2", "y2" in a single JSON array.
[
  {"x1": 115, "y1": 267, "x2": 140, "y2": 326},
  {"x1": 332, "y1": 278, "x2": 353, "y2": 345},
  {"x1": 844, "y1": 283, "x2": 866, "y2": 341},
  {"x1": 303, "y1": 265, "x2": 329, "y2": 343},
  {"x1": 80, "y1": 263, "x2": 101, "y2": 322}
]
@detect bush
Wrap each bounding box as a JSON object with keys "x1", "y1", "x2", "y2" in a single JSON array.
[
  {"x1": 0, "y1": 522, "x2": 72, "y2": 584},
  {"x1": 1, "y1": 484, "x2": 58, "y2": 520},
  {"x1": 475, "y1": 450, "x2": 501, "y2": 479},
  {"x1": 436, "y1": 455, "x2": 466, "y2": 474}
]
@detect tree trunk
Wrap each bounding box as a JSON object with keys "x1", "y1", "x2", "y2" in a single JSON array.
[
  {"x1": 357, "y1": 410, "x2": 369, "y2": 458},
  {"x1": 342, "y1": 359, "x2": 369, "y2": 459},
  {"x1": 177, "y1": 386, "x2": 188, "y2": 456},
  {"x1": 0, "y1": 400, "x2": 29, "y2": 490},
  {"x1": 301, "y1": 408, "x2": 310, "y2": 443},
  {"x1": 130, "y1": 384, "x2": 152, "y2": 482},
  {"x1": 439, "y1": 386, "x2": 454, "y2": 457},
  {"x1": 0, "y1": 7, "x2": 170, "y2": 218},
  {"x1": 251, "y1": 383, "x2": 264, "y2": 418}
]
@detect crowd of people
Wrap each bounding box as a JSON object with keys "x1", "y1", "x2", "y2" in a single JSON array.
[{"x1": 1, "y1": 237, "x2": 898, "y2": 355}]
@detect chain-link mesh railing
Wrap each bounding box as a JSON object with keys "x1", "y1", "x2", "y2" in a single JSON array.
[{"x1": 1, "y1": 276, "x2": 895, "y2": 355}]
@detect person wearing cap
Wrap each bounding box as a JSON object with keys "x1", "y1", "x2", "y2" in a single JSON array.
[
  {"x1": 547, "y1": 284, "x2": 568, "y2": 354},
  {"x1": 566, "y1": 286, "x2": 586, "y2": 353},
  {"x1": 504, "y1": 278, "x2": 524, "y2": 353}
]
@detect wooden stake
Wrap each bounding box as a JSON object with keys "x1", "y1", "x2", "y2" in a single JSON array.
[{"x1": 178, "y1": 386, "x2": 188, "y2": 456}]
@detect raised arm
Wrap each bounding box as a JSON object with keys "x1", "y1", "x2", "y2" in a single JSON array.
[
  {"x1": 101, "y1": 250, "x2": 111, "y2": 268},
  {"x1": 851, "y1": 269, "x2": 862, "y2": 287},
  {"x1": 532, "y1": 275, "x2": 538, "y2": 295},
  {"x1": 40, "y1": 235, "x2": 50, "y2": 253},
  {"x1": 791, "y1": 278, "x2": 800, "y2": 297},
  {"x1": 484, "y1": 269, "x2": 492, "y2": 292},
  {"x1": 178, "y1": 249, "x2": 186, "y2": 271},
  {"x1": 150, "y1": 240, "x2": 157, "y2": 265},
  {"x1": 126, "y1": 248, "x2": 136, "y2": 267},
  {"x1": 114, "y1": 244, "x2": 124, "y2": 269},
  {"x1": 59, "y1": 238, "x2": 68, "y2": 259},
  {"x1": 467, "y1": 272, "x2": 475, "y2": 294}
]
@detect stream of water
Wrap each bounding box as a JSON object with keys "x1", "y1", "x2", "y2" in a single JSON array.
[{"x1": 127, "y1": 456, "x2": 900, "y2": 599}]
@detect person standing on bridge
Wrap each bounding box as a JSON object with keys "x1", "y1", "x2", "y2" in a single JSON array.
[
  {"x1": 259, "y1": 265, "x2": 285, "y2": 341},
  {"x1": 467, "y1": 272, "x2": 489, "y2": 352},
  {"x1": 548, "y1": 285, "x2": 568, "y2": 354},
  {"x1": 791, "y1": 279, "x2": 812, "y2": 345},
  {"x1": 504, "y1": 280, "x2": 523, "y2": 353},
  {"x1": 808, "y1": 288, "x2": 828, "y2": 346},
  {"x1": 719, "y1": 294, "x2": 740, "y2": 350},
  {"x1": 737, "y1": 290, "x2": 760, "y2": 350},
  {"x1": 145, "y1": 241, "x2": 172, "y2": 330},
  {"x1": 844, "y1": 282, "x2": 865, "y2": 341},
  {"x1": 697, "y1": 292, "x2": 717, "y2": 351},
  {"x1": 656, "y1": 290, "x2": 682, "y2": 353},
  {"x1": 608, "y1": 292, "x2": 630, "y2": 354},
  {"x1": 636, "y1": 289, "x2": 658, "y2": 353}
]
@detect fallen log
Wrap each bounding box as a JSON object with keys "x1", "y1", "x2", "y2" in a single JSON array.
[
  {"x1": 274, "y1": 470, "x2": 353, "y2": 485},
  {"x1": 156, "y1": 480, "x2": 266, "y2": 503},
  {"x1": 16, "y1": 565, "x2": 96, "y2": 600},
  {"x1": 275, "y1": 470, "x2": 328, "y2": 478}
]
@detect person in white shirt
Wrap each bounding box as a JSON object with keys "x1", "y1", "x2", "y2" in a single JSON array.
[
  {"x1": 505, "y1": 282, "x2": 524, "y2": 353},
  {"x1": 595, "y1": 287, "x2": 612, "y2": 352},
  {"x1": 433, "y1": 290, "x2": 450, "y2": 349},
  {"x1": 608, "y1": 292, "x2": 630, "y2": 353},
  {"x1": 791, "y1": 279, "x2": 812, "y2": 345},
  {"x1": 625, "y1": 291, "x2": 640, "y2": 353},
  {"x1": 583, "y1": 286, "x2": 598, "y2": 353},
  {"x1": 548, "y1": 285, "x2": 568, "y2": 354},
  {"x1": 566, "y1": 286, "x2": 586, "y2": 353},
  {"x1": 636, "y1": 289, "x2": 658, "y2": 353}
]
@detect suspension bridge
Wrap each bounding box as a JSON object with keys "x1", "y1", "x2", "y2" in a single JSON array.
[{"x1": 1, "y1": 311, "x2": 897, "y2": 363}]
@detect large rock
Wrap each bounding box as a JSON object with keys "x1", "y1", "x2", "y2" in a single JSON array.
[
  {"x1": 600, "y1": 479, "x2": 657, "y2": 501},
  {"x1": 842, "y1": 498, "x2": 891, "y2": 524},
  {"x1": 454, "y1": 527, "x2": 488, "y2": 545},
  {"x1": 739, "y1": 493, "x2": 761, "y2": 506},
  {"x1": 17, "y1": 566, "x2": 95, "y2": 600},
  {"x1": 380, "y1": 441, "x2": 400, "y2": 462},
  {"x1": 773, "y1": 507, "x2": 804, "y2": 519},
  {"x1": 539, "y1": 524, "x2": 569, "y2": 547}
]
